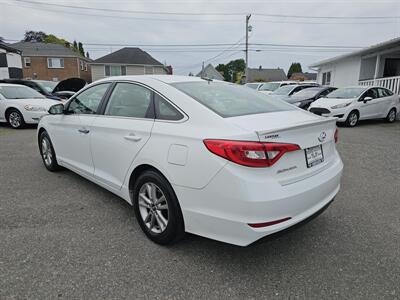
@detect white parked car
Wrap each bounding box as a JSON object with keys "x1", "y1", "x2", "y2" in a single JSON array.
[
  {"x1": 309, "y1": 86, "x2": 399, "y2": 127},
  {"x1": 244, "y1": 82, "x2": 266, "y2": 90},
  {"x1": 258, "y1": 81, "x2": 297, "y2": 95},
  {"x1": 0, "y1": 83, "x2": 57, "y2": 128},
  {"x1": 37, "y1": 75, "x2": 343, "y2": 246}
]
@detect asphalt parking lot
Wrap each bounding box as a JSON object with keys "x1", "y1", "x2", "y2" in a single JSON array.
[{"x1": 0, "y1": 121, "x2": 399, "y2": 299}]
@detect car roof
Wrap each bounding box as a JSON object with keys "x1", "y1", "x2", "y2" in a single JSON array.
[
  {"x1": 0, "y1": 83, "x2": 28, "y2": 88},
  {"x1": 97, "y1": 75, "x2": 206, "y2": 84}
]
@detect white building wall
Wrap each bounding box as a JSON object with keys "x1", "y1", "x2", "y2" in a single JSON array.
[
  {"x1": 6, "y1": 53, "x2": 22, "y2": 68},
  {"x1": 91, "y1": 65, "x2": 105, "y2": 82},
  {"x1": 316, "y1": 56, "x2": 361, "y2": 87}
]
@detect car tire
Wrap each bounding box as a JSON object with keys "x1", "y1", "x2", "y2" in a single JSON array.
[
  {"x1": 7, "y1": 109, "x2": 25, "y2": 129},
  {"x1": 133, "y1": 170, "x2": 185, "y2": 245},
  {"x1": 39, "y1": 131, "x2": 61, "y2": 171},
  {"x1": 345, "y1": 110, "x2": 359, "y2": 127},
  {"x1": 385, "y1": 108, "x2": 397, "y2": 123}
]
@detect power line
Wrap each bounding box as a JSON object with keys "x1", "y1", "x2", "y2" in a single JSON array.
[{"x1": 10, "y1": 0, "x2": 400, "y2": 19}]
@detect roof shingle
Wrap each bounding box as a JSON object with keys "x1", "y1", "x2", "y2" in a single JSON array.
[{"x1": 92, "y1": 47, "x2": 163, "y2": 66}]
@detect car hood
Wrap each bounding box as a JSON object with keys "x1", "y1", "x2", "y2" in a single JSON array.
[
  {"x1": 310, "y1": 97, "x2": 354, "y2": 108},
  {"x1": 52, "y1": 78, "x2": 86, "y2": 93},
  {"x1": 11, "y1": 98, "x2": 57, "y2": 108}
]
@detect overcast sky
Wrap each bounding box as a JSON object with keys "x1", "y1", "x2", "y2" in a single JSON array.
[{"x1": 1, "y1": 0, "x2": 400, "y2": 75}]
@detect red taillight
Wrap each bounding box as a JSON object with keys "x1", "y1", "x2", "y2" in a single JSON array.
[
  {"x1": 203, "y1": 139, "x2": 300, "y2": 167},
  {"x1": 334, "y1": 128, "x2": 338, "y2": 143},
  {"x1": 248, "y1": 217, "x2": 292, "y2": 228}
]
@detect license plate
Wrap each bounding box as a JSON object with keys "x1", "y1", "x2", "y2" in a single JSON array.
[{"x1": 305, "y1": 145, "x2": 324, "y2": 168}]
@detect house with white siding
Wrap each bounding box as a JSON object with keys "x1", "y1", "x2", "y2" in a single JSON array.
[
  {"x1": 0, "y1": 43, "x2": 22, "y2": 79},
  {"x1": 309, "y1": 37, "x2": 400, "y2": 94},
  {"x1": 90, "y1": 47, "x2": 170, "y2": 82}
]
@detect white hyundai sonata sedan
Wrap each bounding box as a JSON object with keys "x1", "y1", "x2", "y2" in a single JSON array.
[{"x1": 37, "y1": 75, "x2": 343, "y2": 246}]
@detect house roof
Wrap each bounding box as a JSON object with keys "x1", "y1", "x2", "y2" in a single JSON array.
[
  {"x1": 309, "y1": 37, "x2": 400, "y2": 68},
  {"x1": 10, "y1": 41, "x2": 89, "y2": 60},
  {"x1": 196, "y1": 64, "x2": 224, "y2": 80},
  {"x1": 92, "y1": 47, "x2": 163, "y2": 66},
  {"x1": 247, "y1": 67, "x2": 287, "y2": 82},
  {"x1": 0, "y1": 42, "x2": 21, "y2": 54}
]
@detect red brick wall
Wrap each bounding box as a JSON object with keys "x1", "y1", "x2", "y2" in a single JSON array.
[{"x1": 22, "y1": 56, "x2": 92, "y2": 82}]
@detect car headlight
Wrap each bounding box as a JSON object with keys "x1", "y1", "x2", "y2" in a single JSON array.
[
  {"x1": 24, "y1": 105, "x2": 47, "y2": 112},
  {"x1": 331, "y1": 102, "x2": 352, "y2": 109}
]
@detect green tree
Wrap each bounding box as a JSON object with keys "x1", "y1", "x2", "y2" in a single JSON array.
[
  {"x1": 86, "y1": 51, "x2": 90, "y2": 58},
  {"x1": 73, "y1": 40, "x2": 78, "y2": 51},
  {"x1": 287, "y1": 62, "x2": 303, "y2": 78},
  {"x1": 78, "y1": 42, "x2": 84, "y2": 56},
  {"x1": 24, "y1": 30, "x2": 47, "y2": 42},
  {"x1": 216, "y1": 59, "x2": 245, "y2": 82}
]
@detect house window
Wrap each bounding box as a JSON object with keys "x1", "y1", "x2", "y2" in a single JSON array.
[
  {"x1": 105, "y1": 65, "x2": 126, "y2": 76},
  {"x1": 47, "y1": 58, "x2": 64, "y2": 69},
  {"x1": 24, "y1": 57, "x2": 31, "y2": 67},
  {"x1": 80, "y1": 60, "x2": 84, "y2": 70},
  {"x1": 322, "y1": 71, "x2": 331, "y2": 85},
  {"x1": 84, "y1": 62, "x2": 88, "y2": 71},
  {"x1": 144, "y1": 66, "x2": 153, "y2": 74}
]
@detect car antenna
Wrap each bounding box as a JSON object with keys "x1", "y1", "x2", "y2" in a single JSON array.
[{"x1": 201, "y1": 76, "x2": 213, "y2": 83}]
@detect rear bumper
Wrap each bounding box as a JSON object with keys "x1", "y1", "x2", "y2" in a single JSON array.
[{"x1": 174, "y1": 153, "x2": 343, "y2": 246}]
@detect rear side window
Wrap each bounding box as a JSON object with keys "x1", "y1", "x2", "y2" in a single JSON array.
[
  {"x1": 172, "y1": 81, "x2": 295, "y2": 118},
  {"x1": 378, "y1": 88, "x2": 393, "y2": 97},
  {"x1": 105, "y1": 83, "x2": 153, "y2": 118},
  {"x1": 154, "y1": 93, "x2": 184, "y2": 121}
]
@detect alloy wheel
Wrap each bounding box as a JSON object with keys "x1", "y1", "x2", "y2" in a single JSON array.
[
  {"x1": 349, "y1": 113, "x2": 358, "y2": 126},
  {"x1": 9, "y1": 112, "x2": 21, "y2": 128},
  {"x1": 138, "y1": 182, "x2": 169, "y2": 234},
  {"x1": 41, "y1": 138, "x2": 53, "y2": 166},
  {"x1": 388, "y1": 109, "x2": 396, "y2": 122}
]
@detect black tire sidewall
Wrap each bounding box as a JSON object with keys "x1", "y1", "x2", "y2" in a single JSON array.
[
  {"x1": 7, "y1": 109, "x2": 25, "y2": 129},
  {"x1": 133, "y1": 170, "x2": 184, "y2": 245},
  {"x1": 39, "y1": 131, "x2": 60, "y2": 171}
]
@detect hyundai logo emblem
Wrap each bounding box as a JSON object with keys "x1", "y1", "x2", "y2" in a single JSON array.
[{"x1": 318, "y1": 132, "x2": 327, "y2": 142}]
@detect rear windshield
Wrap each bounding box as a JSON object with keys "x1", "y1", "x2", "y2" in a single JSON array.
[
  {"x1": 271, "y1": 85, "x2": 295, "y2": 95},
  {"x1": 171, "y1": 81, "x2": 295, "y2": 118},
  {"x1": 292, "y1": 88, "x2": 321, "y2": 98},
  {"x1": 259, "y1": 82, "x2": 280, "y2": 92},
  {"x1": 0, "y1": 85, "x2": 45, "y2": 99},
  {"x1": 245, "y1": 83, "x2": 260, "y2": 90}
]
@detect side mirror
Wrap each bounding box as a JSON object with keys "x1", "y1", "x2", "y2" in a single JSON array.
[
  {"x1": 48, "y1": 103, "x2": 65, "y2": 115},
  {"x1": 362, "y1": 96, "x2": 373, "y2": 103}
]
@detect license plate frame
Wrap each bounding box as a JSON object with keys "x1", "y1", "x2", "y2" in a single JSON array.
[{"x1": 305, "y1": 145, "x2": 324, "y2": 168}]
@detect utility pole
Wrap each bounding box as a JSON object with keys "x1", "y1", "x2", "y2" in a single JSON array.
[{"x1": 245, "y1": 14, "x2": 251, "y2": 83}]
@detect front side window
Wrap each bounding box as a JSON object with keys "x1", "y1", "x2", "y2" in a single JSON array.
[
  {"x1": 47, "y1": 58, "x2": 64, "y2": 69},
  {"x1": 154, "y1": 94, "x2": 184, "y2": 121},
  {"x1": 105, "y1": 83, "x2": 153, "y2": 118},
  {"x1": 172, "y1": 81, "x2": 295, "y2": 118},
  {"x1": 68, "y1": 83, "x2": 110, "y2": 114},
  {"x1": 361, "y1": 88, "x2": 378, "y2": 100},
  {"x1": 105, "y1": 65, "x2": 126, "y2": 76}
]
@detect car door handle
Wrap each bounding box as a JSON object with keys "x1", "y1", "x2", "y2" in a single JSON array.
[
  {"x1": 124, "y1": 134, "x2": 142, "y2": 142},
  {"x1": 78, "y1": 128, "x2": 90, "y2": 134}
]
